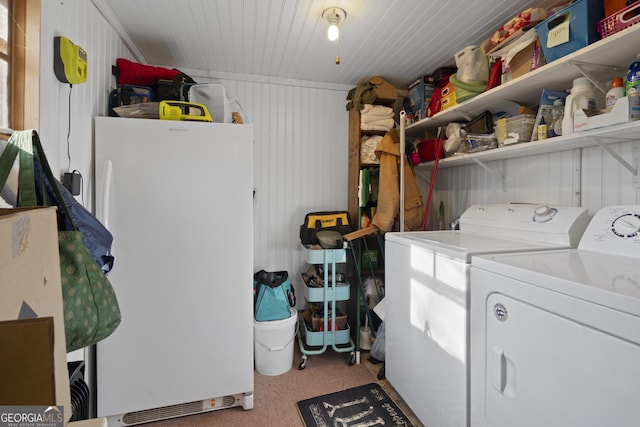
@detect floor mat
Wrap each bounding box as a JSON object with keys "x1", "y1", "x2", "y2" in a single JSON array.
[{"x1": 296, "y1": 382, "x2": 415, "y2": 426}]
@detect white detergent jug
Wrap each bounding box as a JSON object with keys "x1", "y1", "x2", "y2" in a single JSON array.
[{"x1": 561, "y1": 77, "x2": 596, "y2": 135}]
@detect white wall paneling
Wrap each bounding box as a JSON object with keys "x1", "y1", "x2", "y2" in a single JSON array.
[
  {"x1": 581, "y1": 141, "x2": 640, "y2": 212},
  {"x1": 40, "y1": 0, "x2": 134, "y2": 209},
  {"x1": 40, "y1": 1, "x2": 351, "y2": 307},
  {"x1": 206, "y1": 76, "x2": 350, "y2": 299},
  {"x1": 38, "y1": 2, "x2": 639, "y2": 306},
  {"x1": 418, "y1": 150, "x2": 580, "y2": 229}
]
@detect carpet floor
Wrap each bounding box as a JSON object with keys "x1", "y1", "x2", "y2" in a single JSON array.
[{"x1": 139, "y1": 346, "x2": 422, "y2": 426}]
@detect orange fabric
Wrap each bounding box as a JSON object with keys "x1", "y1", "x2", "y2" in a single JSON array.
[{"x1": 371, "y1": 129, "x2": 424, "y2": 232}]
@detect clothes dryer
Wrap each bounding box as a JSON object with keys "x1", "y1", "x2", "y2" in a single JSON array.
[
  {"x1": 470, "y1": 205, "x2": 640, "y2": 427},
  {"x1": 385, "y1": 204, "x2": 589, "y2": 427}
]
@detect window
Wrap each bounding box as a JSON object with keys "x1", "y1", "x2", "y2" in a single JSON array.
[
  {"x1": 0, "y1": 0, "x2": 39, "y2": 135},
  {"x1": 0, "y1": 0, "x2": 9, "y2": 129}
]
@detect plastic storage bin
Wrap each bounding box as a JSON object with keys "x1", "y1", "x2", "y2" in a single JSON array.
[
  {"x1": 535, "y1": 0, "x2": 605, "y2": 63},
  {"x1": 597, "y1": 1, "x2": 640, "y2": 39},
  {"x1": 304, "y1": 277, "x2": 350, "y2": 302},
  {"x1": 499, "y1": 114, "x2": 536, "y2": 145},
  {"x1": 417, "y1": 138, "x2": 444, "y2": 162},
  {"x1": 188, "y1": 83, "x2": 232, "y2": 123},
  {"x1": 304, "y1": 323, "x2": 351, "y2": 346}
]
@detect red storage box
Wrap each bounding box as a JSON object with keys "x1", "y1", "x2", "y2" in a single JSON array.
[{"x1": 418, "y1": 139, "x2": 444, "y2": 162}]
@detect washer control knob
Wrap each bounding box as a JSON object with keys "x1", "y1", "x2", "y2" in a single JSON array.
[
  {"x1": 611, "y1": 213, "x2": 640, "y2": 238},
  {"x1": 533, "y1": 205, "x2": 557, "y2": 223}
]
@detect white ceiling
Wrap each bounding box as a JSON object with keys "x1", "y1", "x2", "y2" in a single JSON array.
[{"x1": 93, "y1": 0, "x2": 564, "y2": 89}]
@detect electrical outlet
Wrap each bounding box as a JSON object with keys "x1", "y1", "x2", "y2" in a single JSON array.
[{"x1": 63, "y1": 171, "x2": 82, "y2": 196}]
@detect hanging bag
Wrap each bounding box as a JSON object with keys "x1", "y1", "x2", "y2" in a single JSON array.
[
  {"x1": 254, "y1": 270, "x2": 295, "y2": 322},
  {"x1": 0, "y1": 130, "x2": 121, "y2": 352}
]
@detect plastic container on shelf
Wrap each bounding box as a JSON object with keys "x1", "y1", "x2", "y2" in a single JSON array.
[
  {"x1": 535, "y1": 0, "x2": 605, "y2": 63},
  {"x1": 417, "y1": 138, "x2": 445, "y2": 162},
  {"x1": 627, "y1": 61, "x2": 640, "y2": 120},
  {"x1": 501, "y1": 114, "x2": 536, "y2": 145},
  {"x1": 597, "y1": 1, "x2": 640, "y2": 39},
  {"x1": 549, "y1": 98, "x2": 565, "y2": 137},
  {"x1": 537, "y1": 116, "x2": 548, "y2": 140},
  {"x1": 562, "y1": 77, "x2": 597, "y2": 135},
  {"x1": 606, "y1": 77, "x2": 625, "y2": 108}
]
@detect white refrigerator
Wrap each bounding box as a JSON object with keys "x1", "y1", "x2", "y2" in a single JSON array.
[{"x1": 94, "y1": 117, "x2": 254, "y2": 426}]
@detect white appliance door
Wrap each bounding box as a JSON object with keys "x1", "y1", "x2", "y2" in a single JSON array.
[
  {"x1": 483, "y1": 290, "x2": 640, "y2": 427},
  {"x1": 94, "y1": 117, "x2": 253, "y2": 417},
  {"x1": 386, "y1": 238, "x2": 468, "y2": 427}
]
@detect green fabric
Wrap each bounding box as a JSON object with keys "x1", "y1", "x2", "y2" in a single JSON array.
[
  {"x1": 345, "y1": 82, "x2": 377, "y2": 111},
  {"x1": 59, "y1": 230, "x2": 121, "y2": 352},
  {"x1": 0, "y1": 131, "x2": 37, "y2": 206},
  {"x1": 0, "y1": 130, "x2": 121, "y2": 352}
]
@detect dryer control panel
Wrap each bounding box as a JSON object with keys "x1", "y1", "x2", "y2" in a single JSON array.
[
  {"x1": 578, "y1": 205, "x2": 640, "y2": 259},
  {"x1": 459, "y1": 204, "x2": 589, "y2": 247}
]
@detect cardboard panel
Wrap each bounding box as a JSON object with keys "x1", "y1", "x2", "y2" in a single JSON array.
[
  {"x1": 0, "y1": 208, "x2": 71, "y2": 422},
  {"x1": 0, "y1": 317, "x2": 55, "y2": 404}
]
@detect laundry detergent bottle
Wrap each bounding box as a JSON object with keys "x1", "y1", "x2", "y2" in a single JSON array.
[
  {"x1": 627, "y1": 61, "x2": 640, "y2": 120},
  {"x1": 561, "y1": 77, "x2": 596, "y2": 136}
]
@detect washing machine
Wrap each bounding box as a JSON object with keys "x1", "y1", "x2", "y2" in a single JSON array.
[
  {"x1": 470, "y1": 205, "x2": 640, "y2": 427},
  {"x1": 385, "y1": 203, "x2": 590, "y2": 427}
]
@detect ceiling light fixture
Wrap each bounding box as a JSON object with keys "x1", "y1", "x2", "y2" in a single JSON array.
[
  {"x1": 322, "y1": 7, "x2": 346, "y2": 42},
  {"x1": 322, "y1": 7, "x2": 346, "y2": 65}
]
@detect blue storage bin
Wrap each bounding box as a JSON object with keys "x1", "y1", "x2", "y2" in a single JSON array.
[
  {"x1": 304, "y1": 323, "x2": 351, "y2": 346},
  {"x1": 304, "y1": 279, "x2": 350, "y2": 303},
  {"x1": 535, "y1": 0, "x2": 605, "y2": 63}
]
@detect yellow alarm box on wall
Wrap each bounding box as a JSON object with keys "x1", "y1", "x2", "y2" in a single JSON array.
[{"x1": 54, "y1": 36, "x2": 87, "y2": 84}]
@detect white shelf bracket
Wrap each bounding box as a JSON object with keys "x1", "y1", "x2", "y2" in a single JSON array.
[
  {"x1": 568, "y1": 61, "x2": 627, "y2": 95},
  {"x1": 592, "y1": 138, "x2": 639, "y2": 182},
  {"x1": 471, "y1": 157, "x2": 507, "y2": 191}
]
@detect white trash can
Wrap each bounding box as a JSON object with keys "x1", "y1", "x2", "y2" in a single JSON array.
[{"x1": 254, "y1": 308, "x2": 298, "y2": 376}]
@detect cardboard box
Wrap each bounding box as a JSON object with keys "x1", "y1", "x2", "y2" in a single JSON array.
[
  {"x1": 573, "y1": 96, "x2": 630, "y2": 131},
  {"x1": 407, "y1": 77, "x2": 425, "y2": 121},
  {"x1": 369, "y1": 76, "x2": 397, "y2": 103},
  {"x1": 407, "y1": 76, "x2": 436, "y2": 121},
  {"x1": 509, "y1": 36, "x2": 546, "y2": 79},
  {"x1": 0, "y1": 207, "x2": 71, "y2": 423}
]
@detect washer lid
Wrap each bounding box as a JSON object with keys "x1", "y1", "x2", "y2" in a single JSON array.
[
  {"x1": 473, "y1": 249, "x2": 640, "y2": 316},
  {"x1": 386, "y1": 230, "x2": 556, "y2": 262}
]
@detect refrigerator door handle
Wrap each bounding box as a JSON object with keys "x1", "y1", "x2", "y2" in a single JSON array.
[{"x1": 101, "y1": 159, "x2": 112, "y2": 229}]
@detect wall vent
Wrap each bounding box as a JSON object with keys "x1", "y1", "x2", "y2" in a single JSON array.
[{"x1": 121, "y1": 395, "x2": 237, "y2": 425}]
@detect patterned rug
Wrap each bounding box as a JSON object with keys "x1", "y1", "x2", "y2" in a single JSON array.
[{"x1": 296, "y1": 382, "x2": 414, "y2": 427}]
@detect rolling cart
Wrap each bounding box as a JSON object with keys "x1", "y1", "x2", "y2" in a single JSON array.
[{"x1": 297, "y1": 247, "x2": 355, "y2": 369}]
